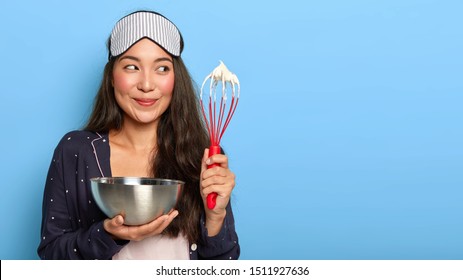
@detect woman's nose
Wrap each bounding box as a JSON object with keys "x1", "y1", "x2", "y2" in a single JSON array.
[{"x1": 137, "y1": 72, "x2": 155, "y2": 93}]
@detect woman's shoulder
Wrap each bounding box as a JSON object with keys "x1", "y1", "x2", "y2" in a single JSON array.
[
  {"x1": 54, "y1": 130, "x2": 107, "y2": 154},
  {"x1": 58, "y1": 130, "x2": 105, "y2": 143}
]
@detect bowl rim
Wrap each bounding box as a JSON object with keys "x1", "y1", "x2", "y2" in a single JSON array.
[{"x1": 90, "y1": 177, "x2": 185, "y2": 185}]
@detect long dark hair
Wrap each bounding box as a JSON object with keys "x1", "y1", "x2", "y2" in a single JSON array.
[{"x1": 85, "y1": 38, "x2": 209, "y2": 243}]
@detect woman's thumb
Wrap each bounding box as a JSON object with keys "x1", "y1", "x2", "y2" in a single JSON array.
[{"x1": 113, "y1": 215, "x2": 124, "y2": 226}]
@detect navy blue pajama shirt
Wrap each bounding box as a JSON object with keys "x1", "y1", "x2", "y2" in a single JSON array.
[{"x1": 37, "y1": 130, "x2": 240, "y2": 260}]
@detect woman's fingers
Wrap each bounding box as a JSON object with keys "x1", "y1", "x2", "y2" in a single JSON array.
[
  {"x1": 141, "y1": 210, "x2": 179, "y2": 237},
  {"x1": 202, "y1": 180, "x2": 234, "y2": 196},
  {"x1": 202, "y1": 173, "x2": 233, "y2": 188},
  {"x1": 202, "y1": 166, "x2": 229, "y2": 181},
  {"x1": 200, "y1": 148, "x2": 235, "y2": 211},
  {"x1": 205, "y1": 154, "x2": 229, "y2": 169},
  {"x1": 103, "y1": 215, "x2": 124, "y2": 235},
  {"x1": 201, "y1": 169, "x2": 235, "y2": 201},
  {"x1": 103, "y1": 211, "x2": 179, "y2": 241}
]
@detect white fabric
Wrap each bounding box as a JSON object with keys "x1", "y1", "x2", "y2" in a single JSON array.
[{"x1": 112, "y1": 233, "x2": 189, "y2": 260}]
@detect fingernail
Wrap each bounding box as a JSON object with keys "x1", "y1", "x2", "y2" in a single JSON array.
[{"x1": 206, "y1": 159, "x2": 211, "y2": 165}]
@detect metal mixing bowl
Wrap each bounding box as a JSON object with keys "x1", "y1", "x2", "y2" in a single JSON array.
[{"x1": 90, "y1": 177, "x2": 184, "y2": 226}]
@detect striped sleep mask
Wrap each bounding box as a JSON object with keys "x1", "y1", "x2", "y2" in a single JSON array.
[{"x1": 109, "y1": 11, "x2": 183, "y2": 59}]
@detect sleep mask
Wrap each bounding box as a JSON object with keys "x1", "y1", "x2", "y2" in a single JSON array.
[{"x1": 109, "y1": 11, "x2": 183, "y2": 59}]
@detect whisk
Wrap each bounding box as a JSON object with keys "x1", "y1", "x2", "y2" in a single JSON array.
[{"x1": 200, "y1": 61, "x2": 240, "y2": 209}]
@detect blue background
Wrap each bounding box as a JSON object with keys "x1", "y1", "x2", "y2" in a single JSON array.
[{"x1": 0, "y1": 0, "x2": 462, "y2": 260}]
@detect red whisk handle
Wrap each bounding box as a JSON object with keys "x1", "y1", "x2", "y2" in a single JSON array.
[{"x1": 206, "y1": 145, "x2": 221, "y2": 209}]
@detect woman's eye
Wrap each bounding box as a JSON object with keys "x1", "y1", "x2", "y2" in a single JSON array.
[
  {"x1": 157, "y1": 66, "x2": 170, "y2": 72},
  {"x1": 124, "y1": 65, "x2": 138, "y2": 70}
]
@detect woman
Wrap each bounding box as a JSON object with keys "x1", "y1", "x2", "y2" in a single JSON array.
[{"x1": 37, "y1": 10, "x2": 240, "y2": 260}]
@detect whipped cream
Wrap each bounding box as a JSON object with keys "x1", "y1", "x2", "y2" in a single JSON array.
[{"x1": 201, "y1": 61, "x2": 240, "y2": 99}]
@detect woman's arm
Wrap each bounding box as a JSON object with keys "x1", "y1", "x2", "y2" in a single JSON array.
[
  {"x1": 197, "y1": 202, "x2": 240, "y2": 260},
  {"x1": 37, "y1": 138, "x2": 125, "y2": 259},
  {"x1": 198, "y1": 149, "x2": 240, "y2": 259}
]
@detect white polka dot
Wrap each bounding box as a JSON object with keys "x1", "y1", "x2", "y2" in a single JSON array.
[
  {"x1": 67, "y1": 137, "x2": 71, "y2": 140},
  {"x1": 51, "y1": 217, "x2": 55, "y2": 220},
  {"x1": 42, "y1": 236, "x2": 46, "y2": 240},
  {"x1": 88, "y1": 200, "x2": 92, "y2": 204},
  {"x1": 75, "y1": 154, "x2": 78, "y2": 157},
  {"x1": 191, "y1": 243, "x2": 197, "y2": 251},
  {"x1": 66, "y1": 190, "x2": 69, "y2": 193},
  {"x1": 81, "y1": 179, "x2": 84, "y2": 182},
  {"x1": 74, "y1": 248, "x2": 77, "y2": 252},
  {"x1": 97, "y1": 229, "x2": 100, "y2": 232},
  {"x1": 87, "y1": 137, "x2": 90, "y2": 139},
  {"x1": 103, "y1": 139, "x2": 106, "y2": 142},
  {"x1": 50, "y1": 178, "x2": 53, "y2": 181},
  {"x1": 50, "y1": 199, "x2": 53, "y2": 202}
]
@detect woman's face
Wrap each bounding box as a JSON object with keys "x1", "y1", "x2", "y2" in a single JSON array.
[{"x1": 112, "y1": 38, "x2": 175, "y2": 126}]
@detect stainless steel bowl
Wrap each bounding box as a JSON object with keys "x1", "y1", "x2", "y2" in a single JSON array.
[{"x1": 90, "y1": 177, "x2": 184, "y2": 226}]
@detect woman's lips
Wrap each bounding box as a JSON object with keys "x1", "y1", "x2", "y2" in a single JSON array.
[{"x1": 134, "y1": 98, "x2": 157, "y2": 106}]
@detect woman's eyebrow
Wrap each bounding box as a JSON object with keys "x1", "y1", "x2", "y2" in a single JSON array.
[
  {"x1": 154, "y1": 57, "x2": 173, "y2": 64},
  {"x1": 119, "y1": 55, "x2": 140, "y2": 62},
  {"x1": 118, "y1": 56, "x2": 173, "y2": 64}
]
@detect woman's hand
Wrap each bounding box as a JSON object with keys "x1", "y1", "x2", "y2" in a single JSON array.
[
  {"x1": 103, "y1": 210, "x2": 178, "y2": 241},
  {"x1": 200, "y1": 148, "x2": 236, "y2": 236}
]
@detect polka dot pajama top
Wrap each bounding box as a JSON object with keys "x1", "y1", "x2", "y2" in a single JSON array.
[{"x1": 37, "y1": 130, "x2": 240, "y2": 260}]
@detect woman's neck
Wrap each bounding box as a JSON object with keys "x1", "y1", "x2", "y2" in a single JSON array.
[
  {"x1": 109, "y1": 117, "x2": 158, "y2": 153},
  {"x1": 108, "y1": 117, "x2": 158, "y2": 177}
]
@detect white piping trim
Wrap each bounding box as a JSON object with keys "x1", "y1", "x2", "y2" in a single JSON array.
[{"x1": 91, "y1": 132, "x2": 105, "y2": 177}]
